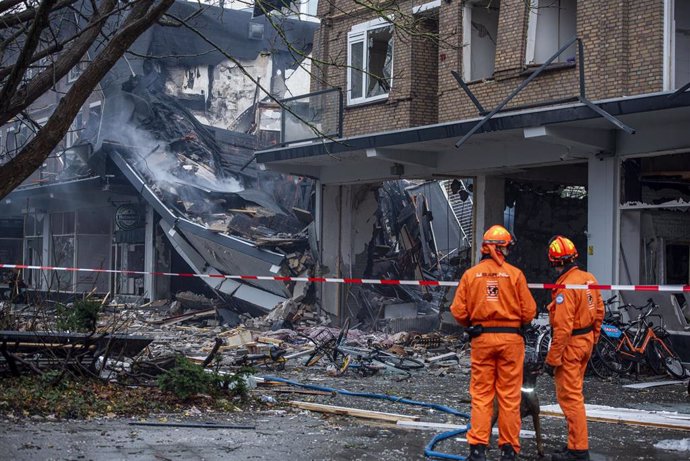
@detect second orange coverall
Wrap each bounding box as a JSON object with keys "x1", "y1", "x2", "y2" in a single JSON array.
[
  {"x1": 451, "y1": 257, "x2": 536, "y2": 452},
  {"x1": 546, "y1": 266, "x2": 605, "y2": 451}
]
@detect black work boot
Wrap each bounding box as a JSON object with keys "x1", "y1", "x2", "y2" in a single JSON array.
[
  {"x1": 551, "y1": 449, "x2": 590, "y2": 461},
  {"x1": 468, "y1": 444, "x2": 487, "y2": 461},
  {"x1": 500, "y1": 444, "x2": 517, "y2": 461}
]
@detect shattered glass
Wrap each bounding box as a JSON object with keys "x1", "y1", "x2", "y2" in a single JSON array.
[{"x1": 367, "y1": 27, "x2": 393, "y2": 97}]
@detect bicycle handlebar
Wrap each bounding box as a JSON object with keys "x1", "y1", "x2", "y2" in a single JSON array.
[{"x1": 605, "y1": 295, "x2": 618, "y2": 305}]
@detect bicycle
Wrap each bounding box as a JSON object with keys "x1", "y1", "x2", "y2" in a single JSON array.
[
  {"x1": 232, "y1": 345, "x2": 287, "y2": 370},
  {"x1": 587, "y1": 295, "x2": 621, "y2": 379},
  {"x1": 304, "y1": 318, "x2": 424, "y2": 376},
  {"x1": 594, "y1": 298, "x2": 686, "y2": 379}
]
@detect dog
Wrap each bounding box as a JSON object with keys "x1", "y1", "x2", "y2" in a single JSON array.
[{"x1": 490, "y1": 361, "x2": 544, "y2": 456}]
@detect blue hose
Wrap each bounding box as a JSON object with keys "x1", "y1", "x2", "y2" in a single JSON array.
[{"x1": 262, "y1": 375, "x2": 470, "y2": 460}]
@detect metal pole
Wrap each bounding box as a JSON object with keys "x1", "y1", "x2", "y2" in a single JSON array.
[{"x1": 455, "y1": 36, "x2": 578, "y2": 148}]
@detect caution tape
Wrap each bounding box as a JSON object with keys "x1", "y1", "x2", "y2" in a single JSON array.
[{"x1": 1, "y1": 263, "x2": 689, "y2": 292}]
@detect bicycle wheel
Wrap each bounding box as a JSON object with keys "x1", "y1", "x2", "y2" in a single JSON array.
[
  {"x1": 536, "y1": 331, "x2": 552, "y2": 364},
  {"x1": 588, "y1": 348, "x2": 615, "y2": 379},
  {"x1": 650, "y1": 338, "x2": 687, "y2": 379},
  {"x1": 594, "y1": 335, "x2": 632, "y2": 375},
  {"x1": 305, "y1": 337, "x2": 336, "y2": 367},
  {"x1": 373, "y1": 350, "x2": 425, "y2": 370}
]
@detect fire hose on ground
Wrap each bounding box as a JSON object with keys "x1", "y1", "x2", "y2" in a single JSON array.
[{"x1": 262, "y1": 375, "x2": 470, "y2": 461}]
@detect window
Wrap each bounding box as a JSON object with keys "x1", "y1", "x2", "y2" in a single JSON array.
[
  {"x1": 66, "y1": 112, "x2": 83, "y2": 147},
  {"x1": 347, "y1": 18, "x2": 394, "y2": 105},
  {"x1": 68, "y1": 61, "x2": 83, "y2": 83},
  {"x1": 463, "y1": 0, "x2": 500, "y2": 81},
  {"x1": 665, "y1": 0, "x2": 690, "y2": 90},
  {"x1": 23, "y1": 212, "x2": 44, "y2": 289},
  {"x1": 525, "y1": 0, "x2": 577, "y2": 65}
]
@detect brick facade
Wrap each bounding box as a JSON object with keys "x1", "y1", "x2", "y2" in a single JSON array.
[{"x1": 313, "y1": 0, "x2": 665, "y2": 137}]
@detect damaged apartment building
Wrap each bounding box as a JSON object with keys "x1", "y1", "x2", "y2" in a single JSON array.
[
  {"x1": 255, "y1": 0, "x2": 690, "y2": 360},
  {"x1": 0, "y1": 2, "x2": 320, "y2": 319}
]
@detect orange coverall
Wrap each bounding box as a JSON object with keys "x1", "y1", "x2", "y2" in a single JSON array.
[
  {"x1": 451, "y1": 257, "x2": 536, "y2": 451},
  {"x1": 546, "y1": 266, "x2": 605, "y2": 451}
]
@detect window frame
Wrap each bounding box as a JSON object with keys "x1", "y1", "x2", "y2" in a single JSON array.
[
  {"x1": 525, "y1": 0, "x2": 577, "y2": 66},
  {"x1": 462, "y1": 0, "x2": 500, "y2": 82},
  {"x1": 346, "y1": 17, "x2": 394, "y2": 106}
]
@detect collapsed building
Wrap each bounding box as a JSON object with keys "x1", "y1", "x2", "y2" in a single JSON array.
[
  {"x1": 0, "y1": 2, "x2": 473, "y2": 332},
  {"x1": 0, "y1": 3, "x2": 320, "y2": 318}
]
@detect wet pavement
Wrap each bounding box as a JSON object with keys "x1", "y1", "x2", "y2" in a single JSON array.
[{"x1": 1, "y1": 367, "x2": 689, "y2": 460}]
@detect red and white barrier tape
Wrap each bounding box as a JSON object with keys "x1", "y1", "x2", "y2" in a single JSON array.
[{"x1": 1, "y1": 263, "x2": 689, "y2": 292}]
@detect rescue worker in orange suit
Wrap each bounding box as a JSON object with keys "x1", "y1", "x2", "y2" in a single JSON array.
[
  {"x1": 545, "y1": 236, "x2": 605, "y2": 461},
  {"x1": 451, "y1": 225, "x2": 537, "y2": 461}
]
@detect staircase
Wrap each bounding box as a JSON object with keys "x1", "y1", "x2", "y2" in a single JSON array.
[{"x1": 442, "y1": 180, "x2": 473, "y2": 249}]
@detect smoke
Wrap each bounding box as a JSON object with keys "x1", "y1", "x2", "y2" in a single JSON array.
[{"x1": 98, "y1": 93, "x2": 247, "y2": 217}]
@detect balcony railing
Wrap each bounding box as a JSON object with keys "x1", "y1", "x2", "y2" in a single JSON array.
[{"x1": 280, "y1": 88, "x2": 343, "y2": 146}]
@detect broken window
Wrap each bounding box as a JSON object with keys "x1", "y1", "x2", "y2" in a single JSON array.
[
  {"x1": 526, "y1": 0, "x2": 577, "y2": 65},
  {"x1": 75, "y1": 208, "x2": 111, "y2": 292},
  {"x1": 68, "y1": 61, "x2": 83, "y2": 83},
  {"x1": 113, "y1": 243, "x2": 145, "y2": 296},
  {"x1": 50, "y1": 211, "x2": 76, "y2": 291},
  {"x1": 347, "y1": 19, "x2": 394, "y2": 105},
  {"x1": 463, "y1": 0, "x2": 500, "y2": 81},
  {"x1": 666, "y1": 0, "x2": 690, "y2": 89},
  {"x1": 66, "y1": 112, "x2": 83, "y2": 148}
]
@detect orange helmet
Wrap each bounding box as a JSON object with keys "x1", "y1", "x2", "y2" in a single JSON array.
[
  {"x1": 482, "y1": 225, "x2": 515, "y2": 247},
  {"x1": 548, "y1": 235, "x2": 578, "y2": 263}
]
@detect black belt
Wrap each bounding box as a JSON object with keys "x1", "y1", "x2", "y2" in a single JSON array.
[
  {"x1": 481, "y1": 326, "x2": 522, "y2": 334},
  {"x1": 572, "y1": 325, "x2": 594, "y2": 336},
  {"x1": 466, "y1": 325, "x2": 523, "y2": 338}
]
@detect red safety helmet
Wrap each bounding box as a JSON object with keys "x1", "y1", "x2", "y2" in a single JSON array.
[
  {"x1": 548, "y1": 235, "x2": 578, "y2": 263},
  {"x1": 482, "y1": 225, "x2": 515, "y2": 247}
]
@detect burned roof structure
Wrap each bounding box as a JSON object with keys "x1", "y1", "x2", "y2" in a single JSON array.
[{"x1": 2, "y1": 1, "x2": 318, "y2": 316}]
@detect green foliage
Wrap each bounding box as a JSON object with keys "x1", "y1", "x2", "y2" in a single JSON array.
[
  {"x1": 157, "y1": 357, "x2": 254, "y2": 401},
  {"x1": 157, "y1": 356, "x2": 219, "y2": 400},
  {"x1": 56, "y1": 299, "x2": 101, "y2": 332}
]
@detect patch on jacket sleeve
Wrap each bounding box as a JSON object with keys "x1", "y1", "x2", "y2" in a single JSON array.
[{"x1": 555, "y1": 294, "x2": 565, "y2": 305}]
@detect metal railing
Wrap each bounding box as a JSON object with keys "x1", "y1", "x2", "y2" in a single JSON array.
[{"x1": 279, "y1": 88, "x2": 343, "y2": 146}]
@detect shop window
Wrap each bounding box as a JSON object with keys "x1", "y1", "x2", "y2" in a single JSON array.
[
  {"x1": 463, "y1": 0, "x2": 500, "y2": 81},
  {"x1": 666, "y1": 243, "x2": 690, "y2": 284},
  {"x1": 50, "y1": 211, "x2": 76, "y2": 291},
  {"x1": 526, "y1": 0, "x2": 577, "y2": 65},
  {"x1": 77, "y1": 208, "x2": 111, "y2": 234},
  {"x1": 347, "y1": 18, "x2": 394, "y2": 105},
  {"x1": 0, "y1": 218, "x2": 24, "y2": 294},
  {"x1": 113, "y1": 243, "x2": 145, "y2": 296}
]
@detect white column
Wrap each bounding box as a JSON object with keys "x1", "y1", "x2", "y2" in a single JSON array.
[
  {"x1": 587, "y1": 156, "x2": 619, "y2": 285},
  {"x1": 473, "y1": 175, "x2": 505, "y2": 262},
  {"x1": 319, "y1": 184, "x2": 344, "y2": 320},
  {"x1": 144, "y1": 205, "x2": 154, "y2": 300}
]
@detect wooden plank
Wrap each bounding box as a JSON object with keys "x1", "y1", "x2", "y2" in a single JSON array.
[
  {"x1": 289, "y1": 401, "x2": 420, "y2": 423},
  {"x1": 426, "y1": 352, "x2": 458, "y2": 363},
  {"x1": 541, "y1": 404, "x2": 690, "y2": 431},
  {"x1": 396, "y1": 421, "x2": 536, "y2": 439},
  {"x1": 622, "y1": 379, "x2": 688, "y2": 389},
  {"x1": 273, "y1": 389, "x2": 332, "y2": 397}
]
